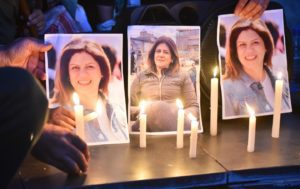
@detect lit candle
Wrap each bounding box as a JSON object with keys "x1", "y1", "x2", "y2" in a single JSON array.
[
  {"x1": 272, "y1": 73, "x2": 283, "y2": 138},
  {"x1": 246, "y1": 104, "x2": 256, "y2": 152},
  {"x1": 176, "y1": 99, "x2": 184, "y2": 148},
  {"x1": 84, "y1": 100, "x2": 101, "y2": 122},
  {"x1": 139, "y1": 100, "x2": 147, "y2": 148},
  {"x1": 188, "y1": 113, "x2": 198, "y2": 158},
  {"x1": 210, "y1": 66, "x2": 219, "y2": 136},
  {"x1": 73, "y1": 93, "x2": 84, "y2": 139}
]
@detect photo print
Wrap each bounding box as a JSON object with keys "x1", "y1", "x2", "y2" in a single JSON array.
[
  {"x1": 218, "y1": 10, "x2": 292, "y2": 119},
  {"x1": 45, "y1": 34, "x2": 129, "y2": 145},
  {"x1": 128, "y1": 25, "x2": 203, "y2": 134}
]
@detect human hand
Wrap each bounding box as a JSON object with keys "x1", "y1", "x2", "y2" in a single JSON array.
[
  {"x1": 7, "y1": 38, "x2": 52, "y2": 80},
  {"x1": 49, "y1": 107, "x2": 76, "y2": 131},
  {"x1": 28, "y1": 9, "x2": 45, "y2": 33},
  {"x1": 31, "y1": 124, "x2": 90, "y2": 174},
  {"x1": 235, "y1": 0, "x2": 270, "y2": 20}
]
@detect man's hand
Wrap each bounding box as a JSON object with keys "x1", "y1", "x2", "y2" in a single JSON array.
[
  {"x1": 49, "y1": 107, "x2": 76, "y2": 131},
  {"x1": 7, "y1": 38, "x2": 52, "y2": 80},
  {"x1": 31, "y1": 124, "x2": 90, "y2": 174},
  {"x1": 28, "y1": 9, "x2": 45, "y2": 34},
  {"x1": 235, "y1": 0, "x2": 270, "y2": 20}
]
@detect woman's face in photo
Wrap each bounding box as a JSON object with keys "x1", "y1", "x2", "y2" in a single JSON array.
[
  {"x1": 236, "y1": 29, "x2": 266, "y2": 71},
  {"x1": 154, "y1": 43, "x2": 172, "y2": 70},
  {"x1": 69, "y1": 52, "x2": 102, "y2": 96}
]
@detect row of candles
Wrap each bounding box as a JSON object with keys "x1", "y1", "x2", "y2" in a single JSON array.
[
  {"x1": 139, "y1": 66, "x2": 284, "y2": 156},
  {"x1": 72, "y1": 66, "x2": 284, "y2": 156},
  {"x1": 73, "y1": 92, "x2": 199, "y2": 157}
]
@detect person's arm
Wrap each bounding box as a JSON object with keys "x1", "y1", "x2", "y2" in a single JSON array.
[
  {"x1": 0, "y1": 38, "x2": 52, "y2": 80},
  {"x1": 0, "y1": 37, "x2": 89, "y2": 175},
  {"x1": 27, "y1": 9, "x2": 45, "y2": 34},
  {"x1": 235, "y1": 0, "x2": 270, "y2": 20}
]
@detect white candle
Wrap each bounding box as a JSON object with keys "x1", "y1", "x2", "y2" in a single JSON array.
[
  {"x1": 139, "y1": 100, "x2": 147, "y2": 148},
  {"x1": 176, "y1": 99, "x2": 184, "y2": 148},
  {"x1": 272, "y1": 73, "x2": 283, "y2": 138},
  {"x1": 84, "y1": 100, "x2": 101, "y2": 122},
  {"x1": 210, "y1": 67, "x2": 219, "y2": 136},
  {"x1": 188, "y1": 113, "x2": 198, "y2": 158},
  {"x1": 73, "y1": 93, "x2": 84, "y2": 139},
  {"x1": 246, "y1": 104, "x2": 256, "y2": 152}
]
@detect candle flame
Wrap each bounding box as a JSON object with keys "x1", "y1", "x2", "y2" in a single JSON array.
[
  {"x1": 213, "y1": 67, "x2": 218, "y2": 77},
  {"x1": 188, "y1": 113, "x2": 196, "y2": 121},
  {"x1": 72, "y1": 92, "x2": 80, "y2": 105},
  {"x1": 176, "y1": 99, "x2": 183, "y2": 109},
  {"x1": 139, "y1": 100, "x2": 146, "y2": 114},
  {"x1": 246, "y1": 103, "x2": 255, "y2": 117},
  {"x1": 96, "y1": 100, "x2": 102, "y2": 115},
  {"x1": 277, "y1": 72, "x2": 282, "y2": 80}
]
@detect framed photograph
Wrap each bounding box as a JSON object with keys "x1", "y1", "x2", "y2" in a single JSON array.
[
  {"x1": 218, "y1": 10, "x2": 292, "y2": 119},
  {"x1": 128, "y1": 25, "x2": 203, "y2": 134},
  {"x1": 45, "y1": 34, "x2": 129, "y2": 145}
]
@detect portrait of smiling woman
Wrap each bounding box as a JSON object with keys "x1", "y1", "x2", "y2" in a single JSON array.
[
  {"x1": 47, "y1": 35, "x2": 129, "y2": 145},
  {"x1": 220, "y1": 17, "x2": 292, "y2": 118}
]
